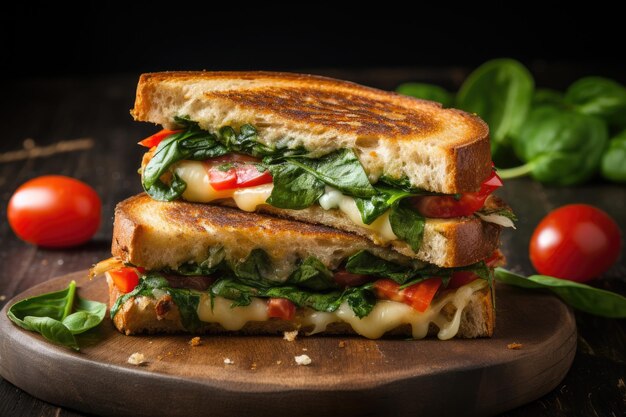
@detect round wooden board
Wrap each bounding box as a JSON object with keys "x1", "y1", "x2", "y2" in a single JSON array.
[{"x1": 0, "y1": 271, "x2": 576, "y2": 417}]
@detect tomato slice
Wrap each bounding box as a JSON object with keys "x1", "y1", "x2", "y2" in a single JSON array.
[
  {"x1": 138, "y1": 129, "x2": 182, "y2": 148},
  {"x1": 373, "y1": 278, "x2": 442, "y2": 312},
  {"x1": 333, "y1": 269, "x2": 372, "y2": 287},
  {"x1": 109, "y1": 267, "x2": 142, "y2": 293},
  {"x1": 206, "y1": 167, "x2": 237, "y2": 190},
  {"x1": 411, "y1": 170, "x2": 503, "y2": 218},
  {"x1": 267, "y1": 298, "x2": 296, "y2": 320},
  {"x1": 447, "y1": 271, "x2": 478, "y2": 289},
  {"x1": 204, "y1": 155, "x2": 273, "y2": 191}
]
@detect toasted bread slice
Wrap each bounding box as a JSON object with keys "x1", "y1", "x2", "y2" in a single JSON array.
[
  {"x1": 220, "y1": 195, "x2": 503, "y2": 268},
  {"x1": 132, "y1": 71, "x2": 491, "y2": 194},
  {"x1": 107, "y1": 275, "x2": 494, "y2": 339},
  {"x1": 112, "y1": 194, "x2": 414, "y2": 275}
]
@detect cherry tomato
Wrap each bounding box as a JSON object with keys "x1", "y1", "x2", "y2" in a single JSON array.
[
  {"x1": 8, "y1": 176, "x2": 101, "y2": 248},
  {"x1": 333, "y1": 269, "x2": 372, "y2": 287},
  {"x1": 108, "y1": 267, "x2": 142, "y2": 293},
  {"x1": 204, "y1": 155, "x2": 272, "y2": 191},
  {"x1": 138, "y1": 129, "x2": 182, "y2": 148},
  {"x1": 374, "y1": 278, "x2": 442, "y2": 312},
  {"x1": 411, "y1": 170, "x2": 503, "y2": 218},
  {"x1": 530, "y1": 204, "x2": 621, "y2": 282},
  {"x1": 267, "y1": 298, "x2": 296, "y2": 320}
]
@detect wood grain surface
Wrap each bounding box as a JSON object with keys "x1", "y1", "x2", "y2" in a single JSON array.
[
  {"x1": 0, "y1": 70, "x2": 625, "y2": 417},
  {"x1": 0, "y1": 271, "x2": 575, "y2": 417}
]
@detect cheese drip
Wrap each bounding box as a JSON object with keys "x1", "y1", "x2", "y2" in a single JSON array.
[
  {"x1": 174, "y1": 161, "x2": 397, "y2": 242},
  {"x1": 196, "y1": 280, "x2": 487, "y2": 340}
]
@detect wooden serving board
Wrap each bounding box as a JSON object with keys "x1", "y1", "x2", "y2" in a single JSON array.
[{"x1": 0, "y1": 271, "x2": 576, "y2": 417}]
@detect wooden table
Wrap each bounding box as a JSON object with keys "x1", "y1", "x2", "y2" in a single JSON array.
[{"x1": 0, "y1": 70, "x2": 624, "y2": 417}]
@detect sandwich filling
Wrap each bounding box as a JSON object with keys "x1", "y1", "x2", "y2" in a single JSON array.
[
  {"x1": 98, "y1": 249, "x2": 502, "y2": 340},
  {"x1": 139, "y1": 118, "x2": 516, "y2": 252}
]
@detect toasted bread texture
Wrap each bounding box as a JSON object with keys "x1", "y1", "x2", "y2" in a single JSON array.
[
  {"x1": 132, "y1": 71, "x2": 491, "y2": 194},
  {"x1": 112, "y1": 194, "x2": 413, "y2": 276},
  {"x1": 220, "y1": 195, "x2": 503, "y2": 267},
  {"x1": 107, "y1": 275, "x2": 494, "y2": 338}
]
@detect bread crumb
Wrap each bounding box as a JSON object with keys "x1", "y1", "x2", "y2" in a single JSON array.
[
  {"x1": 189, "y1": 337, "x2": 202, "y2": 347},
  {"x1": 294, "y1": 354, "x2": 312, "y2": 366},
  {"x1": 223, "y1": 358, "x2": 234, "y2": 365},
  {"x1": 250, "y1": 362, "x2": 257, "y2": 370},
  {"x1": 0, "y1": 295, "x2": 6, "y2": 301},
  {"x1": 507, "y1": 342, "x2": 523, "y2": 350},
  {"x1": 302, "y1": 348, "x2": 308, "y2": 351},
  {"x1": 338, "y1": 340, "x2": 346, "y2": 348},
  {"x1": 283, "y1": 330, "x2": 298, "y2": 342},
  {"x1": 276, "y1": 360, "x2": 282, "y2": 365},
  {"x1": 127, "y1": 353, "x2": 146, "y2": 366}
]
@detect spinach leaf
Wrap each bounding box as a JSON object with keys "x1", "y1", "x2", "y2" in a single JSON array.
[
  {"x1": 62, "y1": 297, "x2": 107, "y2": 334},
  {"x1": 23, "y1": 316, "x2": 79, "y2": 350},
  {"x1": 287, "y1": 257, "x2": 337, "y2": 291},
  {"x1": 494, "y1": 268, "x2": 626, "y2": 318},
  {"x1": 286, "y1": 149, "x2": 376, "y2": 198},
  {"x1": 345, "y1": 250, "x2": 418, "y2": 284},
  {"x1": 500, "y1": 106, "x2": 608, "y2": 185},
  {"x1": 343, "y1": 286, "x2": 376, "y2": 318},
  {"x1": 232, "y1": 249, "x2": 275, "y2": 287},
  {"x1": 457, "y1": 59, "x2": 534, "y2": 162},
  {"x1": 533, "y1": 88, "x2": 565, "y2": 107},
  {"x1": 168, "y1": 289, "x2": 202, "y2": 331},
  {"x1": 210, "y1": 279, "x2": 258, "y2": 307},
  {"x1": 7, "y1": 280, "x2": 106, "y2": 350},
  {"x1": 601, "y1": 130, "x2": 626, "y2": 183},
  {"x1": 565, "y1": 76, "x2": 626, "y2": 128},
  {"x1": 109, "y1": 274, "x2": 170, "y2": 319},
  {"x1": 263, "y1": 286, "x2": 345, "y2": 313},
  {"x1": 142, "y1": 128, "x2": 227, "y2": 201},
  {"x1": 354, "y1": 186, "x2": 420, "y2": 224},
  {"x1": 219, "y1": 125, "x2": 275, "y2": 157},
  {"x1": 396, "y1": 82, "x2": 454, "y2": 107},
  {"x1": 170, "y1": 246, "x2": 226, "y2": 275},
  {"x1": 476, "y1": 206, "x2": 518, "y2": 222},
  {"x1": 266, "y1": 162, "x2": 325, "y2": 209},
  {"x1": 8, "y1": 280, "x2": 76, "y2": 326},
  {"x1": 389, "y1": 201, "x2": 425, "y2": 252}
]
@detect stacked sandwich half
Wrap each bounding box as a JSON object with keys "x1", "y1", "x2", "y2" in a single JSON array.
[{"x1": 93, "y1": 72, "x2": 515, "y2": 340}]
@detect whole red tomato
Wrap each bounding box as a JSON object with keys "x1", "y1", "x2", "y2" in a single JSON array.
[
  {"x1": 8, "y1": 176, "x2": 101, "y2": 248},
  {"x1": 530, "y1": 204, "x2": 621, "y2": 282}
]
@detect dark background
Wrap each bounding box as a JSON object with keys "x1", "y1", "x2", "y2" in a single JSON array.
[{"x1": 1, "y1": 5, "x2": 625, "y2": 87}]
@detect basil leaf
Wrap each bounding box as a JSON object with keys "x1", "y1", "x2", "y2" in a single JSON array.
[
  {"x1": 389, "y1": 201, "x2": 425, "y2": 252},
  {"x1": 287, "y1": 149, "x2": 376, "y2": 198},
  {"x1": 62, "y1": 297, "x2": 106, "y2": 335},
  {"x1": 23, "y1": 316, "x2": 79, "y2": 351},
  {"x1": 477, "y1": 206, "x2": 518, "y2": 221},
  {"x1": 266, "y1": 163, "x2": 325, "y2": 209},
  {"x1": 494, "y1": 268, "x2": 626, "y2": 318},
  {"x1": 565, "y1": 76, "x2": 626, "y2": 128},
  {"x1": 288, "y1": 257, "x2": 337, "y2": 291},
  {"x1": 109, "y1": 274, "x2": 170, "y2": 319}
]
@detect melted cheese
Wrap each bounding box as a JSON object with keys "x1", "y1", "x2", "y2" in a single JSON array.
[
  {"x1": 195, "y1": 280, "x2": 487, "y2": 339},
  {"x1": 175, "y1": 162, "x2": 397, "y2": 242}
]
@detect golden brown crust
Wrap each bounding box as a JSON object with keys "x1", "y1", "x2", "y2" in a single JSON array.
[{"x1": 131, "y1": 71, "x2": 491, "y2": 193}]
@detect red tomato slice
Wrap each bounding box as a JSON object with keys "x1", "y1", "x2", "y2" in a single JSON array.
[
  {"x1": 267, "y1": 298, "x2": 296, "y2": 320},
  {"x1": 448, "y1": 271, "x2": 478, "y2": 289},
  {"x1": 373, "y1": 278, "x2": 442, "y2": 312},
  {"x1": 411, "y1": 170, "x2": 503, "y2": 218},
  {"x1": 333, "y1": 269, "x2": 372, "y2": 287},
  {"x1": 109, "y1": 267, "x2": 141, "y2": 293},
  {"x1": 138, "y1": 129, "x2": 182, "y2": 148},
  {"x1": 206, "y1": 167, "x2": 237, "y2": 190},
  {"x1": 235, "y1": 164, "x2": 273, "y2": 188},
  {"x1": 204, "y1": 155, "x2": 273, "y2": 191}
]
